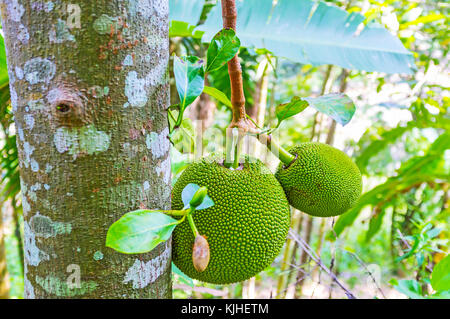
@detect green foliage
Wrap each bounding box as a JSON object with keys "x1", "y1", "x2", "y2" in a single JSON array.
[
  {"x1": 198, "y1": 0, "x2": 414, "y2": 73},
  {"x1": 303, "y1": 93, "x2": 355, "y2": 126},
  {"x1": 333, "y1": 131, "x2": 450, "y2": 238},
  {"x1": 106, "y1": 184, "x2": 214, "y2": 254},
  {"x1": 275, "y1": 97, "x2": 309, "y2": 128},
  {"x1": 171, "y1": 29, "x2": 242, "y2": 137},
  {"x1": 206, "y1": 29, "x2": 240, "y2": 73},
  {"x1": 203, "y1": 86, "x2": 232, "y2": 108},
  {"x1": 174, "y1": 55, "x2": 205, "y2": 111},
  {"x1": 169, "y1": 115, "x2": 195, "y2": 153},
  {"x1": 390, "y1": 253, "x2": 450, "y2": 299},
  {"x1": 207, "y1": 47, "x2": 257, "y2": 111},
  {"x1": 169, "y1": 0, "x2": 205, "y2": 37},
  {"x1": 389, "y1": 279, "x2": 424, "y2": 299},
  {"x1": 431, "y1": 254, "x2": 450, "y2": 292},
  {"x1": 106, "y1": 210, "x2": 184, "y2": 254}
]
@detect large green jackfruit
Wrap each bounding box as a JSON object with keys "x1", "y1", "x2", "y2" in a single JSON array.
[
  {"x1": 275, "y1": 142, "x2": 362, "y2": 217},
  {"x1": 172, "y1": 155, "x2": 291, "y2": 284}
]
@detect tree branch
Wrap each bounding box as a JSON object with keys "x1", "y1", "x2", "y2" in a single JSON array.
[
  {"x1": 288, "y1": 229, "x2": 357, "y2": 299},
  {"x1": 221, "y1": 0, "x2": 249, "y2": 130}
]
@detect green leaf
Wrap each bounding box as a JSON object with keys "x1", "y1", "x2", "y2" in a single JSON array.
[
  {"x1": 391, "y1": 279, "x2": 424, "y2": 299},
  {"x1": 365, "y1": 209, "x2": 386, "y2": 242},
  {"x1": 196, "y1": 195, "x2": 214, "y2": 211},
  {"x1": 170, "y1": 116, "x2": 195, "y2": 153},
  {"x1": 203, "y1": 86, "x2": 232, "y2": 108},
  {"x1": 427, "y1": 227, "x2": 442, "y2": 239},
  {"x1": 198, "y1": 0, "x2": 414, "y2": 74},
  {"x1": 206, "y1": 29, "x2": 241, "y2": 73},
  {"x1": 304, "y1": 93, "x2": 356, "y2": 126},
  {"x1": 431, "y1": 254, "x2": 450, "y2": 292},
  {"x1": 181, "y1": 183, "x2": 214, "y2": 210},
  {"x1": 106, "y1": 210, "x2": 182, "y2": 254},
  {"x1": 169, "y1": 0, "x2": 205, "y2": 38},
  {"x1": 355, "y1": 124, "x2": 412, "y2": 173},
  {"x1": 275, "y1": 96, "x2": 309, "y2": 127},
  {"x1": 174, "y1": 55, "x2": 205, "y2": 110},
  {"x1": 169, "y1": 21, "x2": 203, "y2": 38}
]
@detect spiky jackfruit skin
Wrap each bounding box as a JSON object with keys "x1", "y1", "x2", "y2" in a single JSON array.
[
  {"x1": 171, "y1": 155, "x2": 290, "y2": 284},
  {"x1": 275, "y1": 143, "x2": 362, "y2": 217}
]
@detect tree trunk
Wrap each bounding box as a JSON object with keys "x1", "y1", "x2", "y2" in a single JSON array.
[{"x1": 1, "y1": 0, "x2": 172, "y2": 298}]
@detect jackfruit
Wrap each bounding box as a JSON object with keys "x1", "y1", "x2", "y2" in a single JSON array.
[
  {"x1": 275, "y1": 142, "x2": 362, "y2": 217},
  {"x1": 171, "y1": 155, "x2": 291, "y2": 284}
]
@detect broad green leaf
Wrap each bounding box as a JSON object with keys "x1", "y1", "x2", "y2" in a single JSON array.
[
  {"x1": 169, "y1": 0, "x2": 205, "y2": 37},
  {"x1": 169, "y1": 21, "x2": 203, "y2": 38},
  {"x1": 172, "y1": 262, "x2": 194, "y2": 287},
  {"x1": 365, "y1": 209, "x2": 386, "y2": 242},
  {"x1": 181, "y1": 183, "x2": 214, "y2": 210},
  {"x1": 174, "y1": 55, "x2": 205, "y2": 110},
  {"x1": 391, "y1": 279, "x2": 424, "y2": 299},
  {"x1": 106, "y1": 210, "x2": 182, "y2": 254},
  {"x1": 198, "y1": 0, "x2": 414, "y2": 74},
  {"x1": 304, "y1": 94, "x2": 356, "y2": 126},
  {"x1": 275, "y1": 96, "x2": 309, "y2": 127},
  {"x1": 431, "y1": 255, "x2": 450, "y2": 292},
  {"x1": 206, "y1": 29, "x2": 241, "y2": 72},
  {"x1": 203, "y1": 86, "x2": 232, "y2": 108}
]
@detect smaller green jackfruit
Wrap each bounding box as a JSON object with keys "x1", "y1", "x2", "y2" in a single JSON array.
[{"x1": 275, "y1": 142, "x2": 362, "y2": 217}]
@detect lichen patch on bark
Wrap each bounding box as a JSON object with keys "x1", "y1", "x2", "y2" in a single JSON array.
[
  {"x1": 125, "y1": 71, "x2": 148, "y2": 107},
  {"x1": 53, "y1": 125, "x2": 111, "y2": 158},
  {"x1": 24, "y1": 221, "x2": 50, "y2": 266},
  {"x1": 145, "y1": 127, "x2": 169, "y2": 159},
  {"x1": 123, "y1": 244, "x2": 170, "y2": 289},
  {"x1": 23, "y1": 57, "x2": 56, "y2": 84},
  {"x1": 30, "y1": 213, "x2": 72, "y2": 238},
  {"x1": 35, "y1": 275, "x2": 98, "y2": 297}
]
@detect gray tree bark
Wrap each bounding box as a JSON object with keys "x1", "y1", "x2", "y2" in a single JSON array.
[{"x1": 1, "y1": 0, "x2": 172, "y2": 298}]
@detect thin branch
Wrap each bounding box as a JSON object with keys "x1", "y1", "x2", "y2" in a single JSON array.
[
  {"x1": 288, "y1": 229, "x2": 357, "y2": 299},
  {"x1": 341, "y1": 248, "x2": 387, "y2": 299}
]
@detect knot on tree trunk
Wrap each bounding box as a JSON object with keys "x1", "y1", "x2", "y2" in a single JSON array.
[{"x1": 47, "y1": 85, "x2": 90, "y2": 127}]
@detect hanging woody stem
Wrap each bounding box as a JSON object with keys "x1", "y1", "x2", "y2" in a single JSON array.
[
  {"x1": 221, "y1": 0, "x2": 295, "y2": 167},
  {"x1": 221, "y1": 0, "x2": 249, "y2": 130}
]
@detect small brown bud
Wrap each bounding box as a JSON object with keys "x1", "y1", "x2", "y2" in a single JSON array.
[{"x1": 192, "y1": 235, "x2": 210, "y2": 272}]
